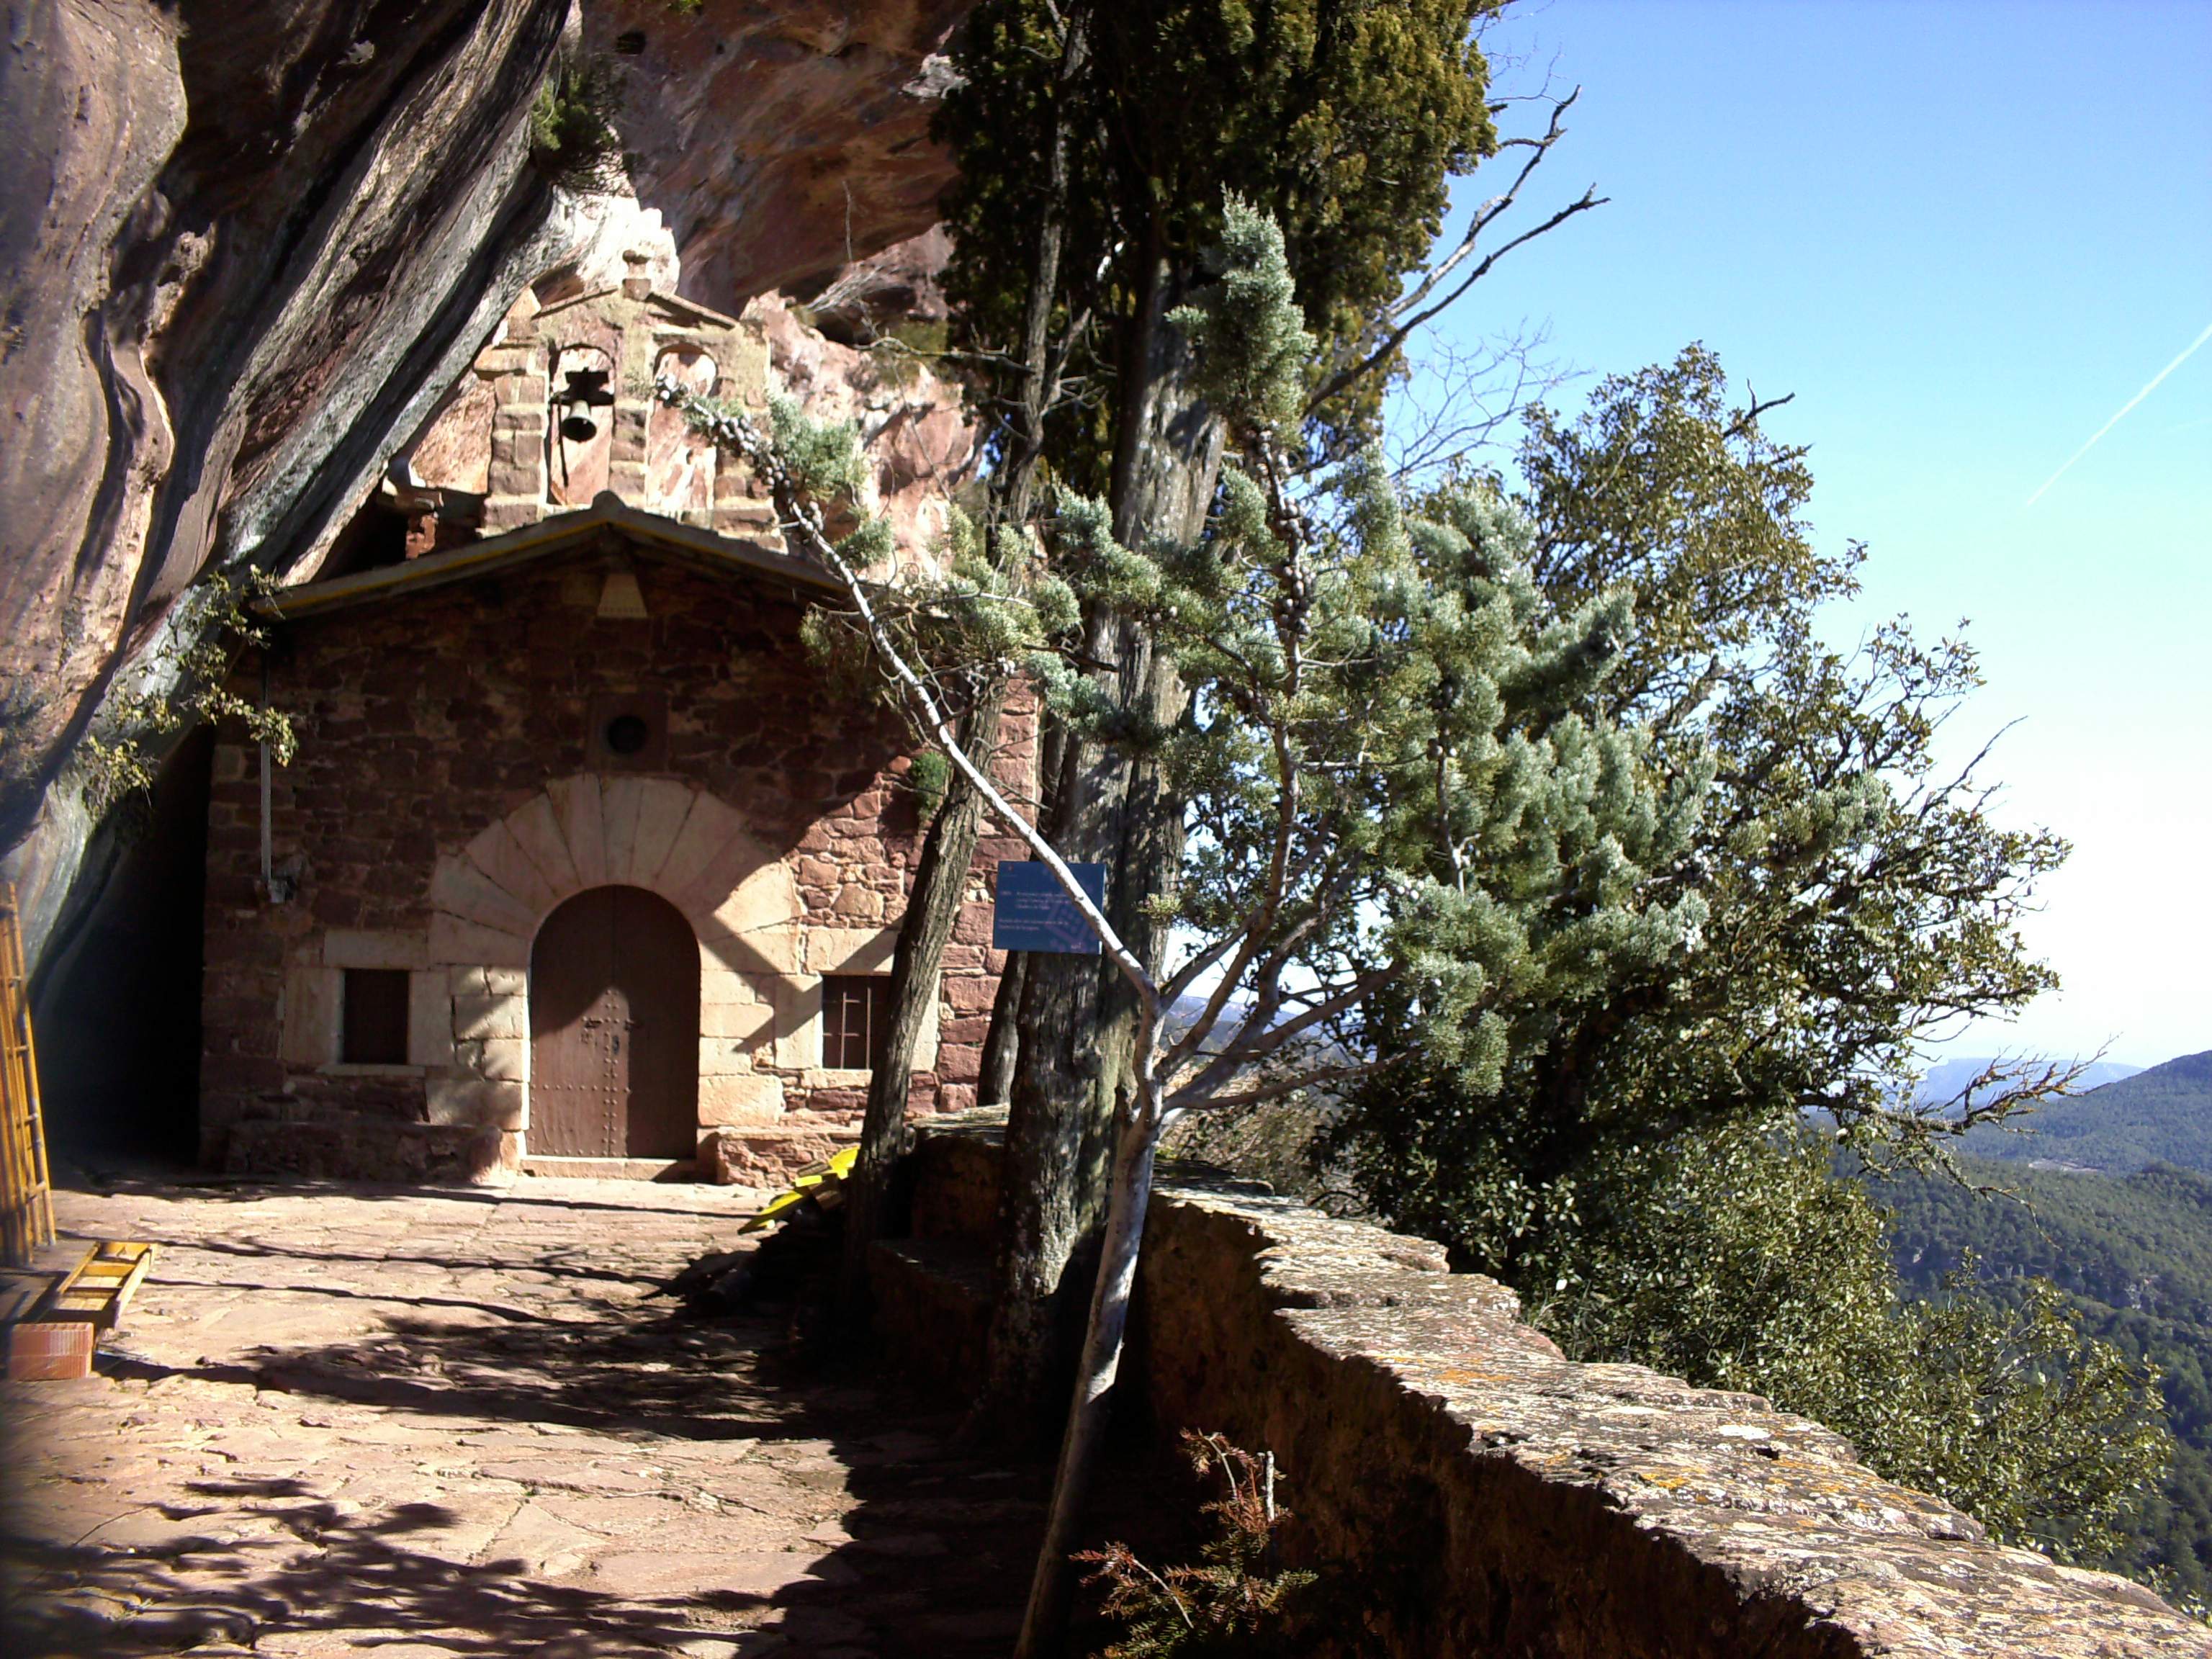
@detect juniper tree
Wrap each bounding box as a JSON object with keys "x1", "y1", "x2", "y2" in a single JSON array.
[
  {"x1": 667, "y1": 198, "x2": 1699, "y2": 1657},
  {"x1": 828, "y1": 1, "x2": 1087, "y2": 1314},
  {"x1": 931, "y1": 0, "x2": 1603, "y2": 1444}
]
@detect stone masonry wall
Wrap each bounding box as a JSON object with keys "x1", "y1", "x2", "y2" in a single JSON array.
[
  {"x1": 873, "y1": 1118, "x2": 2209, "y2": 1658},
  {"x1": 201, "y1": 552, "x2": 1031, "y2": 1183}
]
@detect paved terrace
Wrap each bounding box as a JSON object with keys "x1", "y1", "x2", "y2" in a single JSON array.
[{"x1": 0, "y1": 1177, "x2": 1053, "y2": 1658}]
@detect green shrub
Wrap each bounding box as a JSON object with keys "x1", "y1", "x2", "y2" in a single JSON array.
[
  {"x1": 81, "y1": 569, "x2": 295, "y2": 816},
  {"x1": 529, "y1": 56, "x2": 625, "y2": 194}
]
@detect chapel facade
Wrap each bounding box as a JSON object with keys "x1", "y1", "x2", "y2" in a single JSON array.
[{"x1": 196, "y1": 269, "x2": 1019, "y2": 1184}]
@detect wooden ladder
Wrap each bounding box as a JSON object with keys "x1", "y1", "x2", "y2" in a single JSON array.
[
  {"x1": 46, "y1": 1240, "x2": 156, "y2": 1326},
  {"x1": 0, "y1": 879, "x2": 56, "y2": 1268}
]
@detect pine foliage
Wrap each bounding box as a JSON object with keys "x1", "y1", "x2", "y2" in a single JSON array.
[
  {"x1": 1330, "y1": 349, "x2": 2072, "y2": 1268},
  {"x1": 667, "y1": 207, "x2": 1705, "y2": 1117},
  {"x1": 1076, "y1": 1434, "x2": 1321, "y2": 1658}
]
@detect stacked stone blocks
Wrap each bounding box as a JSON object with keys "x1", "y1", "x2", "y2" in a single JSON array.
[
  {"x1": 874, "y1": 1119, "x2": 2211, "y2": 1659},
  {"x1": 457, "y1": 271, "x2": 780, "y2": 540}
]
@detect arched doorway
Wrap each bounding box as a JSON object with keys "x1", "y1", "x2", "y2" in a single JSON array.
[{"x1": 529, "y1": 886, "x2": 698, "y2": 1158}]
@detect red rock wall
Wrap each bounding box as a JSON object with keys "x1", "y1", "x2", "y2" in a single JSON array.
[
  {"x1": 201, "y1": 552, "x2": 1031, "y2": 1182},
  {"x1": 3, "y1": 0, "x2": 971, "y2": 983},
  {"x1": 1, "y1": 0, "x2": 575, "y2": 952},
  {"x1": 583, "y1": 0, "x2": 970, "y2": 303}
]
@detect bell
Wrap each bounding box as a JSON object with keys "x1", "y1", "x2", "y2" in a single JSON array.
[{"x1": 556, "y1": 367, "x2": 614, "y2": 447}]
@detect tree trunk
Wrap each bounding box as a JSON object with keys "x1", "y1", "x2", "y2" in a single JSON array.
[
  {"x1": 973, "y1": 627, "x2": 1134, "y2": 1439},
  {"x1": 837, "y1": 690, "x2": 1007, "y2": 1315},
  {"x1": 834, "y1": 6, "x2": 1088, "y2": 1322},
  {"x1": 1012, "y1": 1098, "x2": 1161, "y2": 1659},
  {"x1": 974, "y1": 240, "x2": 1224, "y2": 1437},
  {"x1": 976, "y1": 950, "x2": 1026, "y2": 1107}
]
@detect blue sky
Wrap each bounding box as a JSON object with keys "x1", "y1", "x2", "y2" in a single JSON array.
[{"x1": 1406, "y1": 0, "x2": 2212, "y2": 1067}]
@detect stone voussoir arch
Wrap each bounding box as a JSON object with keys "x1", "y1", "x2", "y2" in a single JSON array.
[
  {"x1": 427, "y1": 775, "x2": 800, "y2": 976},
  {"x1": 421, "y1": 776, "x2": 804, "y2": 1156}
]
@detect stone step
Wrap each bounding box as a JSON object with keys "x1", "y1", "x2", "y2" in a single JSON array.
[{"x1": 518, "y1": 1155, "x2": 698, "y2": 1182}]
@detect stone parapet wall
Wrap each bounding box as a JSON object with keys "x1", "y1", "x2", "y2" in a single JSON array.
[{"x1": 879, "y1": 1117, "x2": 2207, "y2": 1658}]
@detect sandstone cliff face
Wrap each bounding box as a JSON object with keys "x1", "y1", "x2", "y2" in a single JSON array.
[
  {"x1": 0, "y1": 0, "x2": 966, "y2": 966},
  {"x1": 583, "y1": 0, "x2": 968, "y2": 304},
  {"x1": 750, "y1": 280, "x2": 975, "y2": 570},
  {"x1": 1, "y1": 0, "x2": 576, "y2": 952}
]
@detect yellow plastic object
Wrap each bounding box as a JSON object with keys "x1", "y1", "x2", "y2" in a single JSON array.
[
  {"x1": 741, "y1": 1190, "x2": 808, "y2": 1233},
  {"x1": 738, "y1": 1145, "x2": 861, "y2": 1233}
]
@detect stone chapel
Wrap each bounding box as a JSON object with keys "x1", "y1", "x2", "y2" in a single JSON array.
[{"x1": 197, "y1": 265, "x2": 1021, "y2": 1185}]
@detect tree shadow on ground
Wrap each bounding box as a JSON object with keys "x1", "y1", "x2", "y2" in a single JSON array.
[
  {"x1": 5, "y1": 1183, "x2": 1201, "y2": 1658},
  {"x1": 2, "y1": 1282, "x2": 1130, "y2": 1655},
  {"x1": 3, "y1": 1476, "x2": 770, "y2": 1656}
]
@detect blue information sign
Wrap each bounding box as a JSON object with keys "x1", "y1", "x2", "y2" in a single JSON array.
[{"x1": 993, "y1": 860, "x2": 1109, "y2": 954}]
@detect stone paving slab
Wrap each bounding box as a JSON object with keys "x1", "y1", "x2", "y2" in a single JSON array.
[{"x1": 0, "y1": 1176, "x2": 1048, "y2": 1657}]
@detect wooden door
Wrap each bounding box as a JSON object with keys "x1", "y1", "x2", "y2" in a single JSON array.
[{"x1": 529, "y1": 886, "x2": 698, "y2": 1159}]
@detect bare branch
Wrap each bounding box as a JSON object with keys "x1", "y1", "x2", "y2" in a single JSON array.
[
  {"x1": 1169, "y1": 1059, "x2": 1373, "y2": 1115},
  {"x1": 660, "y1": 382, "x2": 1160, "y2": 1025},
  {"x1": 1384, "y1": 326, "x2": 1576, "y2": 485},
  {"x1": 1725, "y1": 384, "x2": 1797, "y2": 441},
  {"x1": 1305, "y1": 89, "x2": 1606, "y2": 417},
  {"x1": 1171, "y1": 966, "x2": 1389, "y2": 1105}
]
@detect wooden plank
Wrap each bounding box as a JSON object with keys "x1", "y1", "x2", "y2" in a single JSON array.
[{"x1": 45, "y1": 1242, "x2": 156, "y2": 1328}]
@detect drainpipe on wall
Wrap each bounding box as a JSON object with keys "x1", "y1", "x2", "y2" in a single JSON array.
[{"x1": 260, "y1": 655, "x2": 293, "y2": 904}]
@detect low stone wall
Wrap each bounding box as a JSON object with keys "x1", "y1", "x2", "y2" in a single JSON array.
[{"x1": 873, "y1": 1115, "x2": 2208, "y2": 1658}]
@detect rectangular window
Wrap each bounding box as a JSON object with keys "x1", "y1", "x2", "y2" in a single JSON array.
[
  {"x1": 341, "y1": 968, "x2": 411, "y2": 1065},
  {"x1": 822, "y1": 974, "x2": 889, "y2": 1071}
]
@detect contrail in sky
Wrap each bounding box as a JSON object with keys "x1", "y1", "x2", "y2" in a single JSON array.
[{"x1": 2025, "y1": 318, "x2": 2212, "y2": 506}]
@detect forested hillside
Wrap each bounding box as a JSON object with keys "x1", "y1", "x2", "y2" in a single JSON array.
[
  {"x1": 1958, "y1": 1050, "x2": 2212, "y2": 1172},
  {"x1": 1879, "y1": 1156, "x2": 2212, "y2": 1609}
]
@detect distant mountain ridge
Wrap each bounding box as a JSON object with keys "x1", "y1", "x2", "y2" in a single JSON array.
[{"x1": 1941, "y1": 1050, "x2": 2212, "y2": 1174}]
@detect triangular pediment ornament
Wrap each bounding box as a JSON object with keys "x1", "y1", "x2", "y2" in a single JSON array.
[{"x1": 530, "y1": 286, "x2": 625, "y2": 322}]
